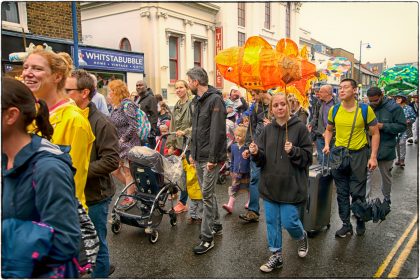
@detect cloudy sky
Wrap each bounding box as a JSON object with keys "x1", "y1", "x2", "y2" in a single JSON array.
[{"x1": 299, "y1": 2, "x2": 418, "y2": 67}]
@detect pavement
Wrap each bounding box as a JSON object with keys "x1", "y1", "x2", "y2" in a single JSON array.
[{"x1": 106, "y1": 143, "x2": 418, "y2": 278}]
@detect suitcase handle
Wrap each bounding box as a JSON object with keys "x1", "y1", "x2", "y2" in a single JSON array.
[
  {"x1": 321, "y1": 153, "x2": 330, "y2": 176},
  {"x1": 306, "y1": 194, "x2": 310, "y2": 213}
]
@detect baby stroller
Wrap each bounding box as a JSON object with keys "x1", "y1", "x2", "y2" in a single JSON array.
[{"x1": 111, "y1": 136, "x2": 189, "y2": 244}]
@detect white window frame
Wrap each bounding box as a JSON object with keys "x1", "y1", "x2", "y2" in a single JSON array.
[{"x1": 2, "y1": 2, "x2": 29, "y2": 33}]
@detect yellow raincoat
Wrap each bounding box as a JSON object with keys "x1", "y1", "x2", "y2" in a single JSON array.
[
  {"x1": 29, "y1": 99, "x2": 95, "y2": 210},
  {"x1": 182, "y1": 158, "x2": 202, "y2": 200}
]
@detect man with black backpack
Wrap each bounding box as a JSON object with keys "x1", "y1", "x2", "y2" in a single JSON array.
[
  {"x1": 322, "y1": 78, "x2": 380, "y2": 238},
  {"x1": 365, "y1": 87, "x2": 406, "y2": 205}
]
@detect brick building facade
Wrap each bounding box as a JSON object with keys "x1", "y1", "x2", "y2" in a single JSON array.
[{"x1": 26, "y1": 2, "x2": 82, "y2": 40}]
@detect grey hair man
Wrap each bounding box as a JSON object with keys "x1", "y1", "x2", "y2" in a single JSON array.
[
  {"x1": 308, "y1": 84, "x2": 338, "y2": 163},
  {"x1": 187, "y1": 66, "x2": 227, "y2": 255},
  {"x1": 89, "y1": 73, "x2": 110, "y2": 116}
]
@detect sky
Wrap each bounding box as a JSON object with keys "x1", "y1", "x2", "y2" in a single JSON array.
[{"x1": 299, "y1": 2, "x2": 418, "y2": 67}]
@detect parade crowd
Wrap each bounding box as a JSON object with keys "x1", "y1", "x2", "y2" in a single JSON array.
[{"x1": 2, "y1": 48, "x2": 419, "y2": 277}]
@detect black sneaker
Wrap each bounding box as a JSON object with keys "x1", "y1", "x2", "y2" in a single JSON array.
[
  {"x1": 356, "y1": 220, "x2": 366, "y2": 236},
  {"x1": 260, "y1": 251, "x2": 283, "y2": 273},
  {"x1": 297, "y1": 231, "x2": 309, "y2": 258},
  {"x1": 335, "y1": 224, "x2": 353, "y2": 238},
  {"x1": 193, "y1": 240, "x2": 214, "y2": 255},
  {"x1": 212, "y1": 224, "x2": 223, "y2": 236}
]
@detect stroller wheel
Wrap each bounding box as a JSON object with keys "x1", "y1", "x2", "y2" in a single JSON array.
[
  {"x1": 169, "y1": 213, "x2": 177, "y2": 226},
  {"x1": 217, "y1": 174, "x2": 226, "y2": 185},
  {"x1": 111, "y1": 220, "x2": 122, "y2": 234},
  {"x1": 148, "y1": 230, "x2": 159, "y2": 244}
]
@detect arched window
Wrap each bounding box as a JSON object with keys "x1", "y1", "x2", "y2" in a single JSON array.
[{"x1": 119, "y1": 38, "x2": 132, "y2": 51}]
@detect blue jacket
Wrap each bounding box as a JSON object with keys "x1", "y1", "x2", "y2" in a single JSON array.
[
  {"x1": 2, "y1": 135, "x2": 80, "y2": 277},
  {"x1": 230, "y1": 143, "x2": 250, "y2": 174},
  {"x1": 372, "y1": 98, "x2": 407, "y2": 161}
]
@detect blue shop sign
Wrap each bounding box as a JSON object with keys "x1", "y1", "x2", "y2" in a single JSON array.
[{"x1": 72, "y1": 46, "x2": 144, "y2": 73}]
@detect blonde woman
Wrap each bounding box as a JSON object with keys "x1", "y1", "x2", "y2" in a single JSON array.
[
  {"x1": 108, "y1": 79, "x2": 141, "y2": 209},
  {"x1": 22, "y1": 49, "x2": 95, "y2": 210},
  {"x1": 167, "y1": 80, "x2": 193, "y2": 213}
]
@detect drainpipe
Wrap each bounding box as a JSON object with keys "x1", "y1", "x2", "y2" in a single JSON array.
[{"x1": 72, "y1": 1, "x2": 79, "y2": 68}]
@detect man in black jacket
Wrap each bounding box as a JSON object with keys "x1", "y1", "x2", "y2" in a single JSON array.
[
  {"x1": 135, "y1": 79, "x2": 159, "y2": 147},
  {"x1": 187, "y1": 66, "x2": 227, "y2": 255},
  {"x1": 66, "y1": 70, "x2": 120, "y2": 277}
]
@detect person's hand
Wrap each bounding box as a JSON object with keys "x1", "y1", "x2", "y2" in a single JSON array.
[
  {"x1": 322, "y1": 145, "x2": 330, "y2": 154},
  {"x1": 368, "y1": 157, "x2": 378, "y2": 171},
  {"x1": 249, "y1": 142, "x2": 258, "y2": 155},
  {"x1": 307, "y1": 124, "x2": 312, "y2": 132},
  {"x1": 176, "y1": 130, "x2": 185, "y2": 137},
  {"x1": 263, "y1": 118, "x2": 270, "y2": 126},
  {"x1": 284, "y1": 141, "x2": 293, "y2": 154},
  {"x1": 242, "y1": 149, "x2": 250, "y2": 159},
  {"x1": 207, "y1": 162, "x2": 217, "y2": 171}
]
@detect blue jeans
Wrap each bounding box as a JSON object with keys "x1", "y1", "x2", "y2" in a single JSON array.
[
  {"x1": 315, "y1": 137, "x2": 325, "y2": 163},
  {"x1": 263, "y1": 199, "x2": 305, "y2": 253},
  {"x1": 88, "y1": 198, "x2": 112, "y2": 278},
  {"x1": 248, "y1": 160, "x2": 261, "y2": 215}
]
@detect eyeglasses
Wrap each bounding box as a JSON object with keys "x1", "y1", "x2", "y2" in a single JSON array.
[{"x1": 65, "y1": 88, "x2": 82, "y2": 93}]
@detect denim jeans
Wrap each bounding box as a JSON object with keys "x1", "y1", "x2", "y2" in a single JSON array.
[
  {"x1": 195, "y1": 161, "x2": 221, "y2": 242},
  {"x1": 88, "y1": 198, "x2": 112, "y2": 278},
  {"x1": 248, "y1": 160, "x2": 261, "y2": 215},
  {"x1": 263, "y1": 199, "x2": 305, "y2": 253}
]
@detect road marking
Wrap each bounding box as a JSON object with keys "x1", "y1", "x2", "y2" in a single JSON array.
[
  {"x1": 374, "y1": 214, "x2": 418, "y2": 278},
  {"x1": 387, "y1": 227, "x2": 418, "y2": 278}
]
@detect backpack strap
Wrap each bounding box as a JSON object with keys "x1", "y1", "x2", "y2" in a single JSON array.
[
  {"x1": 331, "y1": 103, "x2": 341, "y2": 125},
  {"x1": 359, "y1": 103, "x2": 368, "y2": 126}
]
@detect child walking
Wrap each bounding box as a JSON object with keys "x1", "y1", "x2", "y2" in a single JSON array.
[
  {"x1": 182, "y1": 155, "x2": 203, "y2": 224},
  {"x1": 222, "y1": 126, "x2": 250, "y2": 213},
  {"x1": 249, "y1": 93, "x2": 312, "y2": 273}
]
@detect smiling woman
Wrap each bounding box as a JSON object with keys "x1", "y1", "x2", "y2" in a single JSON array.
[{"x1": 22, "y1": 49, "x2": 95, "y2": 210}]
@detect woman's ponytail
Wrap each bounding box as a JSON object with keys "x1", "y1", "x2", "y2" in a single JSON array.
[{"x1": 34, "y1": 99, "x2": 54, "y2": 140}]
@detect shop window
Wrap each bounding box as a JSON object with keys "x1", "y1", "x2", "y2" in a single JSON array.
[
  {"x1": 193, "y1": 41, "x2": 202, "y2": 68},
  {"x1": 238, "y1": 32, "x2": 246, "y2": 47},
  {"x1": 119, "y1": 38, "x2": 132, "y2": 51},
  {"x1": 238, "y1": 3, "x2": 245, "y2": 27},
  {"x1": 169, "y1": 36, "x2": 179, "y2": 83},
  {"x1": 88, "y1": 71, "x2": 126, "y2": 97},
  {"x1": 1, "y1": 2, "x2": 28, "y2": 32},
  {"x1": 264, "y1": 3, "x2": 271, "y2": 30}
]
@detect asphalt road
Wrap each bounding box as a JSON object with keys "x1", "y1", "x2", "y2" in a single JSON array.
[{"x1": 107, "y1": 144, "x2": 418, "y2": 278}]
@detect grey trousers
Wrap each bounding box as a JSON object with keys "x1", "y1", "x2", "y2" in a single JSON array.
[
  {"x1": 366, "y1": 160, "x2": 393, "y2": 201},
  {"x1": 195, "y1": 161, "x2": 221, "y2": 242}
]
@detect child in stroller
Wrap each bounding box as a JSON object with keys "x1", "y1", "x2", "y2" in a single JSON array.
[{"x1": 110, "y1": 144, "x2": 185, "y2": 244}]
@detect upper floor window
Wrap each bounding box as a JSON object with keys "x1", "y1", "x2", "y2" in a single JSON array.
[
  {"x1": 238, "y1": 32, "x2": 246, "y2": 47},
  {"x1": 193, "y1": 41, "x2": 202, "y2": 68},
  {"x1": 119, "y1": 38, "x2": 132, "y2": 51},
  {"x1": 264, "y1": 3, "x2": 271, "y2": 29},
  {"x1": 2, "y1": 2, "x2": 19, "y2": 23},
  {"x1": 1, "y1": 2, "x2": 28, "y2": 32},
  {"x1": 238, "y1": 3, "x2": 245, "y2": 27},
  {"x1": 169, "y1": 36, "x2": 179, "y2": 83},
  {"x1": 285, "y1": 2, "x2": 291, "y2": 38}
]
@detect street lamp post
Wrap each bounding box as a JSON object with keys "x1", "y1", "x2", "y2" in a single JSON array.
[{"x1": 358, "y1": 40, "x2": 371, "y2": 95}]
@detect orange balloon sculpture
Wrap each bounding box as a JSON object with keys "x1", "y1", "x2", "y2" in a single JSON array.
[{"x1": 215, "y1": 36, "x2": 316, "y2": 91}]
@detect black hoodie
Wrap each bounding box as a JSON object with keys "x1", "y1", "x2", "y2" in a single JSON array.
[
  {"x1": 190, "y1": 85, "x2": 227, "y2": 163},
  {"x1": 251, "y1": 115, "x2": 313, "y2": 204}
]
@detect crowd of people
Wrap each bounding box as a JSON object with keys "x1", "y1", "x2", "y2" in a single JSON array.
[{"x1": 2, "y1": 47, "x2": 419, "y2": 277}]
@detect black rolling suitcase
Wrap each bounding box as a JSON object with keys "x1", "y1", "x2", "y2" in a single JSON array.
[{"x1": 302, "y1": 157, "x2": 334, "y2": 236}]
